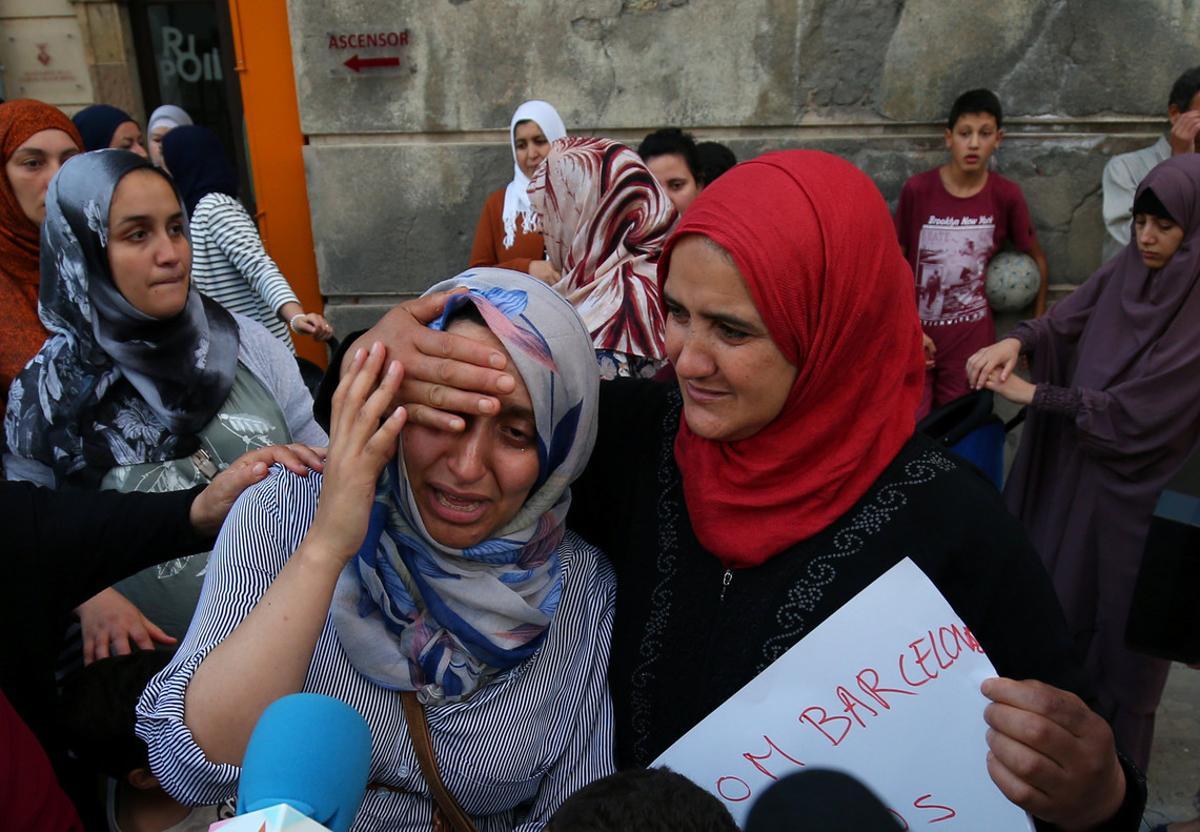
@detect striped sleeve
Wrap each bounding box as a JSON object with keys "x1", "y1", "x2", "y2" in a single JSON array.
[
  {"x1": 200, "y1": 195, "x2": 300, "y2": 317},
  {"x1": 134, "y1": 468, "x2": 306, "y2": 805},
  {"x1": 134, "y1": 470, "x2": 616, "y2": 827},
  {"x1": 515, "y1": 548, "x2": 616, "y2": 830}
]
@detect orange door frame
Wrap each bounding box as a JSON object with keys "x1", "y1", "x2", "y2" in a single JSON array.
[{"x1": 227, "y1": 0, "x2": 326, "y2": 367}]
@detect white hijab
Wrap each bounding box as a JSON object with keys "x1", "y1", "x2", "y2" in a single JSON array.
[
  {"x1": 147, "y1": 104, "x2": 192, "y2": 135},
  {"x1": 502, "y1": 100, "x2": 567, "y2": 248}
]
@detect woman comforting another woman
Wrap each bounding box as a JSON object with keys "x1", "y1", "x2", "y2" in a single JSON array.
[{"x1": 334, "y1": 150, "x2": 1142, "y2": 830}]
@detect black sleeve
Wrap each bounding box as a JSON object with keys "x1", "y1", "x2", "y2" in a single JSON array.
[
  {"x1": 5, "y1": 481, "x2": 213, "y2": 613},
  {"x1": 313, "y1": 330, "x2": 364, "y2": 433},
  {"x1": 568, "y1": 379, "x2": 671, "y2": 557}
]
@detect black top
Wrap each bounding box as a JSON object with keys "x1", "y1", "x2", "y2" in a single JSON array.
[
  {"x1": 1, "y1": 481, "x2": 209, "y2": 761},
  {"x1": 566, "y1": 380, "x2": 1143, "y2": 831}
]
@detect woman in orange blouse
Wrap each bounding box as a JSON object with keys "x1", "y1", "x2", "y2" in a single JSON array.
[{"x1": 469, "y1": 100, "x2": 566, "y2": 283}]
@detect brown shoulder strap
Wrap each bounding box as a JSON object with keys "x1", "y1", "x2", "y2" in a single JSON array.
[{"x1": 401, "y1": 691, "x2": 479, "y2": 832}]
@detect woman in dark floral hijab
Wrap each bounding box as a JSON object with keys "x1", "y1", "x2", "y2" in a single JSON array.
[
  {"x1": 5, "y1": 149, "x2": 239, "y2": 485},
  {"x1": 4, "y1": 148, "x2": 323, "y2": 661}
]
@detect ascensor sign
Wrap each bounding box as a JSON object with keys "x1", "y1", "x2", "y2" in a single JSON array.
[
  {"x1": 326, "y1": 29, "x2": 410, "y2": 74},
  {"x1": 653, "y1": 559, "x2": 1035, "y2": 830}
]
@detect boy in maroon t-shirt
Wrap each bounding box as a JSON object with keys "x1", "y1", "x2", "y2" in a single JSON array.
[{"x1": 895, "y1": 89, "x2": 1048, "y2": 418}]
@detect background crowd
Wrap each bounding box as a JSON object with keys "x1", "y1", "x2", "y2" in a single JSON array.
[{"x1": 0, "y1": 61, "x2": 1198, "y2": 832}]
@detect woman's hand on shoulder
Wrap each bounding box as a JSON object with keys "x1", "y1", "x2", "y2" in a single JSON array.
[
  {"x1": 345, "y1": 290, "x2": 516, "y2": 432},
  {"x1": 190, "y1": 443, "x2": 327, "y2": 536},
  {"x1": 76, "y1": 587, "x2": 177, "y2": 665},
  {"x1": 966, "y1": 338, "x2": 1022, "y2": 390},
  {"x1": 306, "y1": 342, "x2": 407, "y2": 566},
  {"x1": 982, "y1": 677, "x2": 1126, "y2": 830}
]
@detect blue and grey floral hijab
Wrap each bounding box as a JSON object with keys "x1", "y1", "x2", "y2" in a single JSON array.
[
  {"x1": 4, "y1": 150, "x2": 238, "y2": 485},
  {"x1": 331, "y1": 268, "x2": 600, "y2": 704}
]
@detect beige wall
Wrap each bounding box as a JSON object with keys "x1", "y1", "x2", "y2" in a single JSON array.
[{"x1": 0, "y1": 0, "x2": 141, "y2": 119}]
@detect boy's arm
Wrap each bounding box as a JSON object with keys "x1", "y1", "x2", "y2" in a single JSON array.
[
  {"x1": 1029, "y1": 237, "x2": 1049, "y2": 317},
  {"x1": 1006, "y1": 183, "x2": 1049, "y2": 316},
  {"x1": 894, "y1": 179, "x2": 913, "y2": 254}
]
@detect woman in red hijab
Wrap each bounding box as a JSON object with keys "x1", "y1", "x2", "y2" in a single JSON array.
[
  {"x1": 322, "y1": 150, "x2": 1141, "y2": 830},
  {"x1": 0, "y1": 100, "x2": 82, "y2": 422}
]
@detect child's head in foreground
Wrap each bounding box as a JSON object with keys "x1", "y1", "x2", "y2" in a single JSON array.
[{"x1": 548, "y1": 767, "x2": 737, "y2": 832}]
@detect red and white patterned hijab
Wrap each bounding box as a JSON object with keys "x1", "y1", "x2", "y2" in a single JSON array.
[{"x1": 528, "y1": 137, "x2": 677, "y2": 360}]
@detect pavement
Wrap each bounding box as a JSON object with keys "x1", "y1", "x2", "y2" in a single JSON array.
[{"x1": 1145, "y1": 664, "x2": 1200, "y2": 827}]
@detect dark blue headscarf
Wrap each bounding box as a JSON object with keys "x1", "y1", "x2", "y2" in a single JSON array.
[
  {"x1": 72, "y1": 104, "x2": 137, "y2": 152},
  {"x1": 161, "y1": 125, "x2": 239, "y2": 217}
]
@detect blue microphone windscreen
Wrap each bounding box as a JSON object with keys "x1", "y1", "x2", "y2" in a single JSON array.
[{"x1": 238, "y1": 693, "x2": 373, "y2": 832}]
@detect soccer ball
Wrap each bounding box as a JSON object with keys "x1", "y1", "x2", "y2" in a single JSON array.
[{"x1": 985, "y1": 251, "x2": 1040, "y2": 311}]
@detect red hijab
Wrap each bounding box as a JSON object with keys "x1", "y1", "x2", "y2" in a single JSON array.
[
  {"x1": 0, "y1": 100, "x2": 82, "y2": 416},
  {"x1": 659, "y1": 150, "x2": 925, "y2": 567}
]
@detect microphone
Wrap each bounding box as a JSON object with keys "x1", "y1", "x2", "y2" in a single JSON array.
[
  {"x1": 744, "y1": 769, "x2": 904, "y2": 831},
  {"x1": 211, "y1": 693, "x2": 373, "y2": 832}
]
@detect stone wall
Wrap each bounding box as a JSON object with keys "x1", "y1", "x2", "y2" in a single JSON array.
[{"x1": 286, "y1": 0, "x2": 1200, "y2": 333}]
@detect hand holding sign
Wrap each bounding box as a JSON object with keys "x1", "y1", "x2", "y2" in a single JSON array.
[
  {"x1": 653, "y1": 559, "x2": 1036, "y2": 829},
  {"x1": 983, "y1": 678, "x2": 1125, "y2": 831}
]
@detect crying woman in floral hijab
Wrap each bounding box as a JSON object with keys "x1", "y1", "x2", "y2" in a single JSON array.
[{"x1": 4, "y1": 149, "x2": 324, "y2": 661}]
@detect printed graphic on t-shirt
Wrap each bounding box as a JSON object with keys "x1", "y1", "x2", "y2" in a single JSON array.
[{"x1": 915, "y1": 215, "x2": 996, "y2": 325}]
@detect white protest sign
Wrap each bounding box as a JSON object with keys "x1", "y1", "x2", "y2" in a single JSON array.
[{"x1": 652, "y1": 558, "x2": 1034, "y2": 830}]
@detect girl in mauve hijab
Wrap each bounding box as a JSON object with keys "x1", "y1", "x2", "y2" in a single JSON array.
[
  {"x1": 969, "y1": 153, "x2": 1200, "y2": 772},
  {"x1": 328, "y1": 150, "x2": 1144, "y2": 831}
]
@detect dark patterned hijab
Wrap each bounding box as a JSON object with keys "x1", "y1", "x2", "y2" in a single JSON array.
[{"x1": 4, "y1": 150, "x2": 238, "y2": 486}]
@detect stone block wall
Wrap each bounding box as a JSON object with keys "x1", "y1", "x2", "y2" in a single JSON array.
[{"x1": 285, "y1": 0, "x2": 1200, "y2": 332}]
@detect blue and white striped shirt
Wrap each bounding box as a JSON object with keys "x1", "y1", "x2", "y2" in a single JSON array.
[
  {"x1": 135, "y1": 468, "x2": 616, "y2": 831},
  {"x1": 190, "y1": 193, "x2": 301, "y2": 350}
]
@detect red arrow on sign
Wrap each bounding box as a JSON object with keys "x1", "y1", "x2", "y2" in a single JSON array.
[{"x1": 344, "y1": 54, "x2": 400, "y2": 72}]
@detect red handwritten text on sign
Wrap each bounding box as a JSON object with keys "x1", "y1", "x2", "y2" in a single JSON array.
[{"x1": 708, "y1": 623, "x2": 983, "y2": 807}]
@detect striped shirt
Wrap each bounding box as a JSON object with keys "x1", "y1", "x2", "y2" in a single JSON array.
[
  {"x1": 135, "y1": 469, "x2": 616, "y2": 832},
  {"x1": 189, "y1": 193, "x2": 301, "y2": 351}
]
